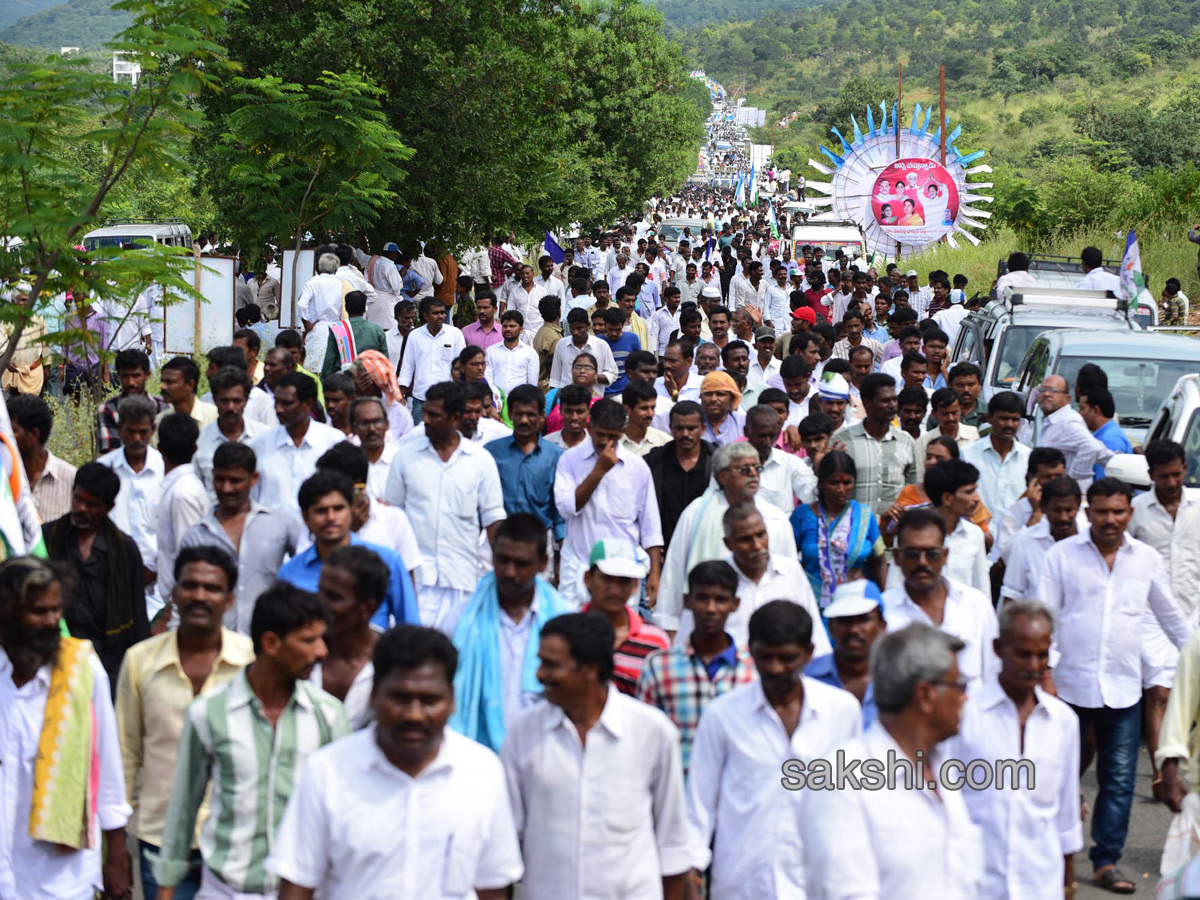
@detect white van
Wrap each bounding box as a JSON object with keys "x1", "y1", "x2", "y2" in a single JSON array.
[
  {"x1": 790, "y1": 223, "x2": 865, "y2": 263},
  {"x1": 82, "y1": 219, "x2": 193, "y2": 252}
]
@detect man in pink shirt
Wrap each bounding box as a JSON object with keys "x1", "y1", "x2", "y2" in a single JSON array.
[{"x1": 462, "y1": 290, "x2": 503, "y2": 350}]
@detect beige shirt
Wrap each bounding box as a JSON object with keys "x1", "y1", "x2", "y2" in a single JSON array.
[
  {"x1": 0, "y1": 315, "x2": 48, "y2": 394},
  {"x1": 151, "y1": 400, "x2": 219, "y2": 447},
  {"x1": 620, "y1": 426, "x2": 671, "y2": 458},
  {"x1": 29, "y1": 449, "x2": 76, "y2": 524},
  {"x1": 115, "y1": 628, "x2": 255, "y2": 844}
]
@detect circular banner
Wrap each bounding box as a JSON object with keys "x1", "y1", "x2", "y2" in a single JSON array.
[{"x1": 870, "y1": 159, "x2": 960, "y2": 244}]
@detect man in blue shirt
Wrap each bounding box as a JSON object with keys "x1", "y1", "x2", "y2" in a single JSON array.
[
  {"x1": 804, "y1": 580, "x2": 885, "y2": 728},
  {"x1": 601, "y1": 306, "x2": 641, "y2": 397},
  {"x1": 278, "y1": 470, "x2": 420, "y2": 628},
  {"x1": 485, "y1": 383, "x2": 565, "y2": 558},
  {"x1": 1079, "y1": 385, "x2": 1132, "y2": 481}
]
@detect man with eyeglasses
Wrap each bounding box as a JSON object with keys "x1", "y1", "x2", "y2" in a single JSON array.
[
  {"x1": 1032, "y1": 374, "x2": 1114, "y2": 493},
  {"x1": 349, "y1": 396, "x2": 396, "y2": 503},
  {"x1": 802, "y1": 624, "x2": 984, "y2": 899},
  {"x1": 881, "y1": 507, "x2": 999, "y2": 692}
]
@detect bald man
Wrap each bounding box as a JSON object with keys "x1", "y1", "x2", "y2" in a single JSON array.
[{"x1": 1033, "y1": 374, "x2": 1114, "y2": 491}]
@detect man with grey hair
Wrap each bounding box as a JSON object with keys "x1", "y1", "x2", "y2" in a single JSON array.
[
  {"x1": 296, "y1": 251, "x2": 348, "y2": 367},
  {"x1": 802, "y1": 623, "x2": 984, "y2": 899},
  {"x1": 607, "y1": 252, "x2": 633, "y2": 296},
  {"x1": 657, "y1": 443, "x2": 797, "y2": 634},
  {"x1": 943, "y1": 600, "x2": 1083, "y2": 900}
]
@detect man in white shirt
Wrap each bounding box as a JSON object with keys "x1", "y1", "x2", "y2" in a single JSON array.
[
  {"x1": 686, "y1": 600, "x2": 860, "y2": 900},
  {"x1": 533, "y1": 255, "x2": 566, "y2": 301},
  {"x1": 397, "y1": 298, "x2": 466, "y2": 424},
  {"x1": 1129, "y1": 439, "x2": 1200, "y2": 809},
  {"x1": 994, "y1": 251, "x2": 1039, "y2": 297},
  {"x1": 333, "y1": 244, "x2": 378, "y2": 319},
  {"x1": 883, "y1": 507, "x2": 999, "y2": 688},
  {"x1": 270, "y1": 626, "x2": 524, "y2": 900},
  {"x1": 924, "y1": 458, "x2": 989, "y2": 594},
  {"x1": 1033, "y1": 375, "x2": 1114, "y2": 492},
  {"x1": 648, "y1": 285, "x2": 683, "y2": 357},
  {"x1": 553, "y1": 399, "x2": 663, "y2": 609},
  {"x1": 942, "y1": 601, "x2": 1083, "y2": 900},
  {"x1": 504, "y1": 264, "x2": 548, "y2": 343},
  {"x1": 296, "y1": 252, "x2": 347, "y2": 367},
  {"x1": 742, "y1": 404, "x2": 815, "y2": 512},
  {"x1": 354, "y1": 241, "x2": 405, "y2": 329},
  {"x1": 249, "y1": 372, "x2": 344, "y2": 513},
  {"x1": 153, "y1": 414, "x2": 210, "y2": 605},
  {"x1": 500, "y1": 613, "x2": 692, "y2": 900},
  {"x1": 550, "y1": 309, "x2": 618, "y2": 394},
  {"x1": 485, "y1": 310, "x2": 540, "y2": 395},
  {"x1": 1038, "y1": 477, "x2": 1192, "y2": 889},
  {"x1": 961, "y1": 391, "x2": 1031, "y2": 545},
  {"x1": 1000, "y1": 476, "x2": 1082, "y2": 606},
  {"x1": 801, "y1": 623, "x2": 984, "y2": 899},
  {"x1": 385, "y1": 382, "x2": 506, "y2": 630},
  {"x1": 655, "y1": 339, "x2": 705, "y2": 405},
  {"x1": 98, "y1": 395, "x2": 164, "y2": 594},
  {"x1": 1075, "y1": 246, "x2": 1123, "y2": 292},
  {"x1": 997, "y1": 447, "x2": 1069, "y2": 561},
  {"x1": 408, "y1": 243, "x2": 443, "y2": 300},
  {"x1": 0, "y1": 558, "x2": 134, "y2": 900}
]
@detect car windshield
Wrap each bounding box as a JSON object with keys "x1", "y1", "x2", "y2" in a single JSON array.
[
  {"x1": 658, "y1": 223, "x2": 703, "y2": 243},
  {"x1": 1182, "y1": 408, "x2": 1200, "y2": 487},
  {"x1": 992, "y1": 325, "x2": 1045, "y2": 387},
  {"x1": 1056, "y1": 356, "x2": 1200, "y2": 427},
  {"x1": 83, "y1": 235, "x2": 154, "y2": 251}
]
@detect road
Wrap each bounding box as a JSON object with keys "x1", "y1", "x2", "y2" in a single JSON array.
[{"x1": 1077, "y1": 745, "x2": 1173, "y2": 898}]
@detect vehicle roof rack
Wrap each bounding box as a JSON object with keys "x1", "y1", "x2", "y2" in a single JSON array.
[{"x1": 1003, "y1": 286, "x2": 1129, "y2": 317}]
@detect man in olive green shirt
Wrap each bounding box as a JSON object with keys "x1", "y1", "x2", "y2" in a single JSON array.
[{"x1": 321, "y1": 290, "x2": 390, "y2": 378}]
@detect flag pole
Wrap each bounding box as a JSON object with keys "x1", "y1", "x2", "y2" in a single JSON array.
[
  {"x1": 940, "y1": 64, "x2": 947, "y2": 244},
  {"x1": 895, "y1": 63, "x2": 902, "y2": 262}
]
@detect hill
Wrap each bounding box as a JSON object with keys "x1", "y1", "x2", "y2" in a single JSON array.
[
  {"x1": 0, "y1": 0, "x2": 128, "y2": 51},
  {"x1": 653, "y1": 0, "x2": 834, "y2": 29},
  {"x1": 677, "y1": 0, "x2": 1200, "y2": 295},
  {"x1": 0, "y1": 0, "x2": 63, "y2": 31}
]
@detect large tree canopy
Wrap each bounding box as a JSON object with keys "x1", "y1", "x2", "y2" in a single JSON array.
[{"x1": 197, "y1": 0, "x2": 703, "y2": 247}]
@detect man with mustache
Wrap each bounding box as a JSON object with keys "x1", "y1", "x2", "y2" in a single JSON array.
[
  {"x1": 0, "y1": 555, "x2": 134, "y2": 900},
  {"x1": 500, "y1": 612, "x2": 691, "y2": 900},
  {"x1": 805, "y1": 579, "x2": 887, "y2": 728},
  {"x1": 942, "y1": 600, "x2": 1083, "y2": 900},
  {"x1": 155, "y1": 582, "x2": 349, "y2": 900},
  {"x1": 43, "y1": 463, "x2": 148, "y2": 688},
  {"x1": 271, "y1": 626, "x2": 524, "y2": 900},
  {"x1": 686, "y1": 600, "x2": 861, "y2": 900},
  {"x1": 115, "y1": 545, "x2": 253, "y2": 900},
  {"x1": 1038, "y1": 477, "x2": 1191, "y2": 894}
]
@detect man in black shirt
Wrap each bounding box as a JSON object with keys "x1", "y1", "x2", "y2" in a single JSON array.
[
  {"x1": 42, "y1": 462, "x2": 148, "y2": 690},
  {"x1": 644, "y1": 401, "x2": 715, "y2": 549}
]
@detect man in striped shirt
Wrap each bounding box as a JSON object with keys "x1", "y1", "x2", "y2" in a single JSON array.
[
  {"x1": 580, "y1": 538, "x2": 669, "y2": 695},
  {"x1": 156, "y1": 582, "x2": 349, "y2": 899},
  {"x1": 637, "y1": 560, "x2": 756, "y2": 773}
]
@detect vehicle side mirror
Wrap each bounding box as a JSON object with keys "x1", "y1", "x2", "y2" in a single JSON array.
[{"x1": 1105, "y1": 453, "x2": 1150, "y2": 489}]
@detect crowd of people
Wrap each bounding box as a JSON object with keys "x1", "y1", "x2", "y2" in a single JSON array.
[{"x1": 3, "y1": 196, "x2": 1200, "y2": 900}]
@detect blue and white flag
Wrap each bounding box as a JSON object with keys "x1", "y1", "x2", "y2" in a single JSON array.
[
  {"x1": 1119, "y1": 230, "x2": 1153, "y2": 312},
  {"x1": 544, "y1": 231, "x2": 565, "y2": 265}
]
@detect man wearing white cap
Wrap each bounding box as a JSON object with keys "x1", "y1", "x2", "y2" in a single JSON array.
[
  {"x1": 806, "y1": 580, "x2": 887, "y2": 728},
  {"x1": 905, "y1": 269, "x2": 931, "y2": 318},
  {"x1": 355, "y1": 240, "x2": 406, "y2": 329},
  {"x1": 815, "y1": 372, "x2": 851, "y2": 433}
]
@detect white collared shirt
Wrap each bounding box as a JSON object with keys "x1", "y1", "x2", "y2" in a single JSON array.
[
  {"x1": 961, "y1": 437, "x2": 1031, "y2": 536},
  {"x1": 98, "y1": 445, "x2": 164, "y2": 571},
  {"x1": 485, "y1": 341, "x2": 540, "y2": 395},
  {"x1": 193, "y1": 418, "x2": 268, "y2": 500},
  {"x1": 1037, "y1": 405, "x2": 1113, "y2": 489},
  {"x1": 500, "y1": 686, "x2": 692, "y2": 900},
  {"x1": 384, "y1": 434, "x2": 506, "y2": 592},
  {"x1": 549, "y1": 335, "x2": 618, "y2": 394},
  {"x1": 295, "y1": 272, "x2": 345, "y2": 324},
  {"x1": 673, "y1": 553, "x2": 829, "y2": 657},
  {"x1": 154, "y1": 465, "x2": 210, "y2": 598},
  {"x1": 1130, "y1": 487, "x2": 1200, "y2": 621},
  {"x1": 553, "y1": 438, "x2": 663, "y2": 561},
  {"x1": 505, "y1": 283, "x2": 548, "y2": 340},
  {"x1": 307, "y1": 661, "x2": 375, "y2": 729},
  {"x1": 882, "y1": 577, "x2": 999, "y2": 687},
  {"x1": 941, "y1": 679, "x2": 1083, "y2": 900},
  {"x1": 758, "y1": 446, "x2": 816, "y2": 513},
  {"x1": 654, "y1": 371, "x2": 704, "y2": 403},
  {"x1": 355, "y1": 496, "x2": 423, "y2": 575},
  {"x1": 365, "y1": 442, "x2": 398, "y2": 503},
  {"x1": 1039, "y1": 531, "x2": 1192, "y2": 709},
  {"x1": 397, "y1": 324, "x2": 466, "y2": 401},
  {"x1": 271, "y1": 727, "x2": 523, "y2": 898},
  {"x1": 750, "y1": 356, "x2": 781, "y2": 385},
  {"x1": 648, "y1": 306, "x2": 682, "y2": 356},
  {"x1": 1000, "y1": 518, "x2": 1061, "y2": 605},
  {"x1": 943, "y1": 517, "x2": 989, "y2": 594},
  {"x1": 244, "y1": 385, "x2": 276, "y2": 426},
  {"x1": 0, "y1": 648, "x2": 131, "y2": 900},
  {"x1": 249, "y1": 421, "x2": 346, "y2": 512},
  {"x1": 687, "y1": 678, "x2": 862, "y2": 899},
  {"x1": 801, "y1": 722, "x2": 984, "y2": 900}
]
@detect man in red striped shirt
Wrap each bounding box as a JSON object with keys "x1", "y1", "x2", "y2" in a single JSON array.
[{"x1": 581, "y1": 538, "x2": 669, "y2": 695}]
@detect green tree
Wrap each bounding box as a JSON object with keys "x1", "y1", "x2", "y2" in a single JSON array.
[
  {"x1": 203, "y1": 71, "x2": 412, "y2": 308},
  {"x1": 816, "y1": 75, "x2": 897, "y2": 135},
  {"x1": 0, "y1": 0, "x2": 238, "y2": 373}
]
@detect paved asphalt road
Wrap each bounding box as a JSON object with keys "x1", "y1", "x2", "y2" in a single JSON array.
[{"x1": 1077, "y1": 746, "x2": 1173, "y2": 898}]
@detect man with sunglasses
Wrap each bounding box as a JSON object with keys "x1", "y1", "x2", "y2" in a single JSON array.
[
  {"x1": 881, "y1": 508, "x2": 999, "y2": 693},
  {"x1": 1033, "y1": 374, "x2": 1114, "y2": 493}
]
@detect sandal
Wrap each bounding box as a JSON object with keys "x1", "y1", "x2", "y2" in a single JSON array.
[{"x1": 1092, "y1": 866, "x2": 1137, "y2": 894}]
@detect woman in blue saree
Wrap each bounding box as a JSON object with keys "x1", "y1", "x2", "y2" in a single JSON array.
[{"x1": 791, "y1": 450, "x2": 887, "y2": 612}]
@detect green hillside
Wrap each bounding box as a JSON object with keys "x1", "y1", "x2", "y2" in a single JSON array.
[
  {"x1": 0, "y1": 0, "x2": 128, "y2": 50},
  {"x1": 679, "y1": 0, "x2": 1200, "y2": 296},
  {"x1": 654, "y1": 0, "x2": 835, "y2": 29},
  {"x1": 0, "y1": 0, "x2": 63, "y2": 31}
]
